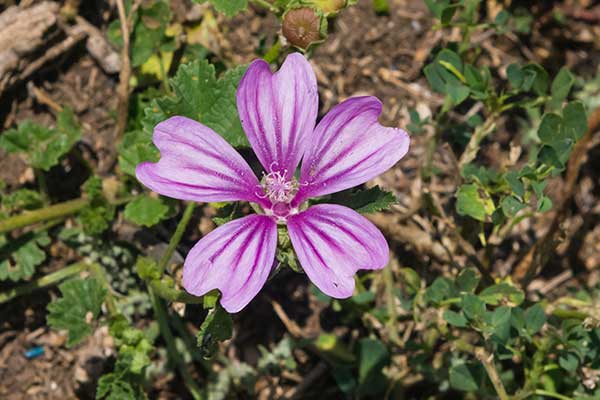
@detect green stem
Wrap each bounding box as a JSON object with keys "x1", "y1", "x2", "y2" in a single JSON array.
[
  {"x1": 0, "y1": 262, "x2": 88, "y2": 304},
  {"x1": 250, "y1": 0, "x2": 278, "y2": 12},
  {"x1": 458, "y1": 114, "x2": 497, "y2": 171},
  {"x1": 149, "y1": 278, "x2": 204, "y2": 304},
  {"x1": 383, "y1": 264, "x2": 403, "y2": 347},
  {"x1": 475, "y1": 347, "x2": 509, "y2": 400},
  {"x1": 150, "y1": 288, "x2": 204, "y2": 400},
  {"x1": 0, "y1": 198, "x2": 88, "y2": 235},
  {"x1": 533, "y1": 390, "x2": 573, "y2": 400},
  {"x1": 0, "y1": 195, "x2": 133, "y2": 235},
  {"x1": 263, "y1": 40, "x2": 282, "y2": 64},
  {"x1": 158, "y1": 203, "x2": 196, "y2": 275},
  {"x1": 551, "y1": 308, "x2": 588, "y2": 320}
]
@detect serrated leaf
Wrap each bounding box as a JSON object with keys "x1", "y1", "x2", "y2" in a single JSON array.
[
  {"x1": 0, "y1": 108, "x2": 81, "y2": 171},
  {"x1": 47, "y1": 277, "x2": 107, "y2": 347},
  {"x1": 1, "y1": 189, "x2": 43, "y2": 213},
  {"x1": 456, "y1": 184, "x2": 495, "y2": 221},
  {"x1": 143, "y1": 60, "x2": 249, "y2": 147},
  {"x1": 0, "y1": 231, "x2": 50, "y2": 281},
  {"x1": 322, "y1": 186, "x2": 397, "y2": 214},
  {"x1": 124, "y1": 196, "x2": 170, "y2": 227},
  {"x1": 197, "y1": 304, "x2": 233, "y2": 358},
  {"x1": 118, "y1": 130, "x2": 160, "y2": 176},
  {"x1": 202, "y1": 0, "x2": 248, "y2": 16}
]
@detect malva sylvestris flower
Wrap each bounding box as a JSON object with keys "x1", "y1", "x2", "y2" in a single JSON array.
[{"x1": 136, "y1": 53, "x2": 410, "y2": 313}]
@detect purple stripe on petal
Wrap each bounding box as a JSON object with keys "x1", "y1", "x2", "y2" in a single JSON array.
[
  {"x1": 287, "y1": 204, "x2": 389, "y2": 298},
  {"x1": 135, "y1": 116, "x2": 267, "y2": 206},
  {"x1": 182, "y1": 214, "x2": 278, "y2": 313},
  {"x1": 237, "y1": 53, "x2": 318, "y2": 177},
  {"x1": 294, "y1": 97, "x2": 409, "y2": 204}
]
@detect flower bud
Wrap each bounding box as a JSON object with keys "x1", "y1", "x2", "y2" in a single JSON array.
[
  {"x1": 309, "y1": 0, "x2": 346, "y2": 15},
  {"x1": 282, "y1": 7, "x2": 323, "y2": 50}
]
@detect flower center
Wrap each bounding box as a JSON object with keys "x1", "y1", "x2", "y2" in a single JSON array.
[
  {"x1": 261, "y1": 170, "x2": 299, "y2": 204},
  {"x1": 256, "y1": 167, "x2": 301, "y2": 223}
]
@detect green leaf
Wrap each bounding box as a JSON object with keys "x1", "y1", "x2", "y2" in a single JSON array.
[
  {"x1": 537, "y1": 113, "x2": 563, "y2": 144},
  {"x1": 507, "y1": 64, "x2": 524, "y2": 89},
  {"x1": 562, "y1": 101, "x2": 587, "y2": 140},
  {"x1": 525, "y1": 303, "x2": 546, "y2": 334},
  {"x1": 425, "y1": 277, "x2": 456, "y2": 304},
  {"x1": 118, "y1": 130, "x2": 160, "y2": 176},
  {"x1": 456, "y1": 184, "x2": 495, "y2": 221},
  {"x1": 203, "y1": 0, "x2": 248, "y2": 16},
  {"x1": 357, "y1": 338, "x2": 389, "y2": 386},
  {"x1": 549, "y1": 67, "x2": 575, "y2": 109},
  {"x1": 449, "y1": 363, "x2": 480, "y2": 391},
  {"x1": 1, "y1": 189, "x2": 43, "y2": 213},
  {"x1": 443, "y1": 310, "x2": 468, "y2": 327},
  {"x1": 0, "y1": 108, "x2": 81, "y2": 171},
  {"x1": 558, "y1": 352, "x2": 579, "y2": 372},
  {"x1": 143, "y1": 60, "x2": 249, "y2": 147},
  {"x1": 479, "y1": 283, "x2": 524, "y2": 306},
  {"x1": 462, "y1": 294, "x2": 486, "y2": 321},
  {"x1": 0, "y1": 231, "x2": 50, "y2": 281},
  {"x1": 124, "y1": 196, "x2": 170, "y2": 227},
  {"x1": 501, "y1": 196, "x2": 526, "y2": 217},
  {"x1": 456, "y1": 268, "x2": 480, "y2": 294},
  {"x1": 322, "y1": 186, "x2": 397, "y2": 214},
  {"x1": 197, "y1": 304, "x2": 233, "y2": 358},
  {"x1": 491, "y1": 306, "x2": 512, "y2": 342},
  {"x1": 47, "y1": 277, "x2": 107, "y2": 347}
]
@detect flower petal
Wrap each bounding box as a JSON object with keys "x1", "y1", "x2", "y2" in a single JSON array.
[
  {"x1": 287, "y1": 204, "x2": 389, "y2": 298},
  {"x1": 136, "y1": 116, "x2": 266, "y2": 205},
  {"x1": 182, "y1": 214, "x2": 278, "y2": 313},
  {"x1": 237, "y1": 53, "x2": 318, "y2": 177},
  {"x1": 295, "y1": 97, "x2": 409, "y2": 204}
]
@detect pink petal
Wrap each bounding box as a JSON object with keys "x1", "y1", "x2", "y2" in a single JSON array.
[
  {"x1": 136, "y1": 116, "x2": 266, "y2": 206},
  {"x1": 237, "y1": 53, "x2": 318, "y2": 177},
  {"x1": 294, "y1": 97, "x2": 409, "y2": 204},
  {"x1": 287, "y1": 204, "x2": 389, "y2": 298},
  {"x1": 182, "y1": 214, "x2": 278, "y2": 313}
]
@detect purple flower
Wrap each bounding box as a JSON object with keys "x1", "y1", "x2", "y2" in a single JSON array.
[{"x1": 136, "y1": 53, "x2": 410, "y2": 313}]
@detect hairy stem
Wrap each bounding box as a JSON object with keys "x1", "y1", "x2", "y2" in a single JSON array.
[
  {"x1": 532, "y1": 390, "x2": 573, "y2": 400},
  {"x1": 475, "y1": 347, "x2": 510, "y2": 400},
  {"x1": 158, "y1": 202, "x2": 196, "y2": 275},
  {"x1": 0, "y1": 198, "x2": 88, "y2": 234},
  {"x1": 150, "y1": 288, "x2": 204, "y2": 400},
  {"x1": 383, "y1": 260, "x2": 403, "y2": 347},
  {"x1": 148, "y1": 278, "x2": 203, "y2": 304},
  {"x1": 250, "y1": 0, "x2": 278, "y2": 13},
  {"x1": 0, "y1": 262, "x2": 88, "y2": 304},
  {"x1": 458, "y1": 114, "x2": 497, "y2": 170},
  {"x1": 0, "y1": 196, "x2": 133, "y2": 235}
]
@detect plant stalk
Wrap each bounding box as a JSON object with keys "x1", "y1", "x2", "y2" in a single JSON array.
[
  {"x1": 0, "y1": 198, "x2": 88, "y2": 235},
  {"x1": 158, "y1": 202, "x2": 196, "y2": 275},
  {"x1": 150, "y1": 288, "x2": 204, "y2": 400},
  {"x1": 0, "y1": 262, "x2": 88, "y2": 304}
]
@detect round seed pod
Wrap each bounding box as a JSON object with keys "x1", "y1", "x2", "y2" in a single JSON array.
[{"x1": 282, "y1": 7, "x2": 323, "y2": 50}]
